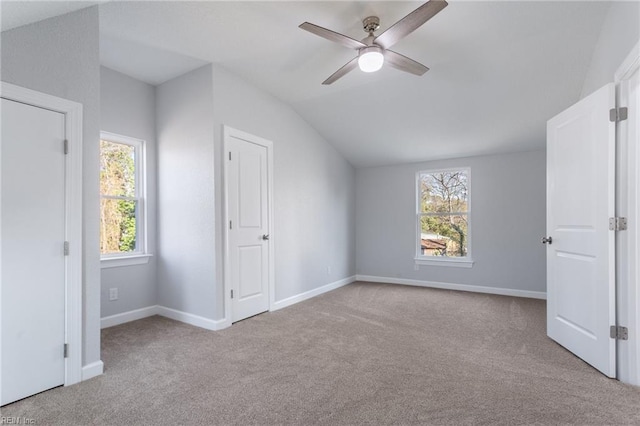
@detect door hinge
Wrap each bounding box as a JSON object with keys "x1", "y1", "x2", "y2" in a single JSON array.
[
  {"x1": 229, "y1": 220, "x2": 232, "y2": 230},
  {"x1": 229, "y1": 152, "x2": 232, "y2": 160},
  {"x1": 63, "y1": 139, "x2": 69, "y2": 154},
  {"x1": 64, "y1": 343, "x2": 69, "y2": 358},
  {"x1": 231, "y1": 289, "x2": 234, "y2": 299},
  {"x1": 610, "y1": 107, "x2": 628, "y2": 122},
  {"x1": 609, "y1": 217, "x2": 627, "y2": 231},
  {"x1": 610, "y1": 325, "x2": 629, "y2": 340},
  {"x1": 64, "y1": 241, "x2": 70, "y2": 256}
]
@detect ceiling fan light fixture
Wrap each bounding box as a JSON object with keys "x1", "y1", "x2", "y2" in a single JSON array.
[{"x1": 358, "y1": 46, "x2": 384, "y2": 73}]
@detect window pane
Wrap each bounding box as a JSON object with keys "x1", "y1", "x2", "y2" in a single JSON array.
[
  {"x1": 420, "y1": 214, "x2": 468, "y2": 257},
  {"x1": 100, "y1": 198, "x2": 137, "y2": 254},
  {"x1": 100, "y1": 140, "x2": 135, "y2": 197},
  {"x1": 420, "y1": 171, "x2": 468, "y2": 213}
]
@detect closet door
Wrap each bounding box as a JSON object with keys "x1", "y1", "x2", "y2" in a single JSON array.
[{"x1": 1, "y1": 98, "x2": 67, "y2": 405}]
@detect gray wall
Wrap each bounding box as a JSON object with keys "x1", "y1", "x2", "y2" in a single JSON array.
[
  {"x1": 156, "y1": 65, "x2": 217, "y2": 320},
  {"x1": 100, "y1": 66, "x2": 158, "y2": 317},
  {"x1": 581, "y1": 1, "x2": 640, "y2": 98},
  {"x1": 356, "y1": 150, "x2": 546, "y2": 293},
  {"x1": 211, "y1": 65, "x2": 356, "y2": 313},
  {"x1": 1, "y1": 8, "x2": 102, "y2": 366},
  {"x1": 155, "y1": 63, "x2": 356, "y2": 321}
]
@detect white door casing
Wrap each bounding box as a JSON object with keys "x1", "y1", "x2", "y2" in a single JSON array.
[
  {"x1": 615, "y1": 41, "x2": 640, "y2": 385},
  {"x1": 223, "y1": 126, "x2": 274, "y2": 323},
  {"x1": 0, "y1": 82, "x2": 83, "y2": 405},
  {"x1": 546, "y1": 83, "x2": 616, "y2": 377}
]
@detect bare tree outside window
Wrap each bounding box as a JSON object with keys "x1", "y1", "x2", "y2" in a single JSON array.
[{"x1": 418, "y1": 170, "x2": 469, "y2": 258}]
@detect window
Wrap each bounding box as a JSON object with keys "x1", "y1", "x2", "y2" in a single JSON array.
[
  {"x1": 416, "y1": 168, "x2": 473, "y2": 267},
  {"x1": 100, "y1": 132, "x2": 149, "y2": 267}
]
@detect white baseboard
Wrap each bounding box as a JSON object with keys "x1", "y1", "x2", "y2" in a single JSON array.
[
  {"x1": 101, "y1": 305, "x2": 229, "y2": 331},
  {"x1": 355, "y1": 275, "x2": 546, "y2": 300},
  {"x1": 271, "y1": 275, "x2": 356, "y2": 311},
  {"x1": 99, "y1": 276, "x2": 357, "y2": 331},
  {"x1": 156, "y1": 306, "x2": 230, "y2": 331},
  {"x1": 81, "y1": 360, "x2": 104, "y2": 381},
  {"x1": 101, "y1": 305, "x2": 159, "y2": 329}
]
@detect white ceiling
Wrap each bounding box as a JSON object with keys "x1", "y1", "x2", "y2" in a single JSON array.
[{"x1": 2, "y1": 1, "x2": 614, "y2": 168}]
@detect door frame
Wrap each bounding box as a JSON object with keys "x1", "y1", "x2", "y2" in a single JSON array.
[
  {"x1": 222, "y1": 125, "x2": 275, "y2": 325},
  {"x1": 614, "y1": 40, "x2": 640, "y2": 386},
  {"x1": 0, "y1": 82, "x2": 84, "y2": 398}
]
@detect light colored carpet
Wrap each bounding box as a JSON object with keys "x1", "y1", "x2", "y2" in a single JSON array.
[{"x1": 3, "y1": 281, "x2": 640, "y2": 425}]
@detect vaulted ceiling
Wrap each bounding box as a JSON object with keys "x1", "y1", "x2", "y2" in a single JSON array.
[{"x1": 2, "y1": 1, "x2": 612, "y2": 167}]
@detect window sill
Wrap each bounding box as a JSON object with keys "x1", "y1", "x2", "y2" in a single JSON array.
[
  {"x1": 101, "y1": 254, "x2": 152, "y2": 269},
  {"x1": 414, "y1": 257, "x2": 474, "y2": 268}
]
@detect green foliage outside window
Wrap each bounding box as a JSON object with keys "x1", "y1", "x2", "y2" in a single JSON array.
[{"x1": 100, "y1": 139, "x2": 138, "y2": 254}]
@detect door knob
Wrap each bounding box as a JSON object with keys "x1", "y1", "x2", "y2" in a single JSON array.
[
  {"x1": 262, "y1": 234, "x2": 270, "y2": 240},
  {"x1": 541, "y1": 236, "x2": 552, "y2": 245}
]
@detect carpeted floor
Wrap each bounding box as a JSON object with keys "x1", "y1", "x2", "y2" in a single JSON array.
[{"x1": 3, "y1": 281, "x2": 640, "y2": 425}]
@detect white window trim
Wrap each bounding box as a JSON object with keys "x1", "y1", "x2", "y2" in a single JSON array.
[
  {"x1": 414, "y1": 257, "x2": 475, "y2": 268},
  {"x1": 415, "y1": 167, "x2": 473, "y2": 267},
  {"x1": 100, "y1": 131, "x2": 149, "y2": 267},
  {"x1": 101, "y1": 254, "x2": 152, "y2": 269}
]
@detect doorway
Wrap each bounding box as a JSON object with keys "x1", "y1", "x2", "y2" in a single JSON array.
[{"x1": 545, "y1": 41, "x2": 640, "y2": 385}]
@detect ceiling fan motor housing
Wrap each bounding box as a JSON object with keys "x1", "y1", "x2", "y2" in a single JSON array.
[{"x1": 362, "y1": 16, "x2": 380, "y2": 34}]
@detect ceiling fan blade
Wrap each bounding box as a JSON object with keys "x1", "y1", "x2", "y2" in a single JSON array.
[
  {"x1": 374, "y1": 0, "x2": 448, "y2": 50},
  {"x1": 322, "y1": 57, "x2": 359, "y2": 85},
  {"x1": 299, "y1": 22, "x2": 367, "y2": 50},
  {"x1": 385, "y1": 50, "x2": 429, "y2": 76}
]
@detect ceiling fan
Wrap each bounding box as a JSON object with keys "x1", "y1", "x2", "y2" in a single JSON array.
[{"x1": 299, "y1": 0, "x2": 448, "y2": 85}]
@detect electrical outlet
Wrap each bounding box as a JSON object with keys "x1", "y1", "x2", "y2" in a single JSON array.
[
  {"x1": 326, "y1": 266, "x2": 331, "y2": 275},
  {"x1": 109, "y1": 288, "x2": 118, "y2": 301},
  {"x1": 414, "y1": 263, "x2": 420, "y2": 271}
]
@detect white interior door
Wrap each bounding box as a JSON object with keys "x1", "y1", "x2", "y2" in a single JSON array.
[
  {"x1": 226, "y1": 128, "x2": 272, "y2": 323},
  {"x1": 1, "y1": 98, "x2": 67, "y2": 405},
  {"x1": 546, "y1": 83, "x2": 616, "y2": 377}
]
